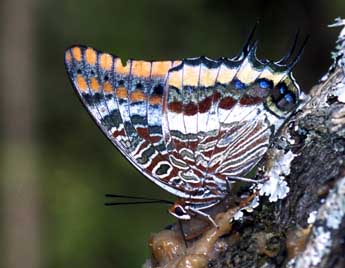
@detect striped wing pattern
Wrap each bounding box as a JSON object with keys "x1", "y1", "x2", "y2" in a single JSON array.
[
  {"x1": 65, "y1": 45, "x2": 299, "y2": 203},
  {"x1": 65, "y1": 46, "x2": 192, "y2": 199},
  {"x1": 163, "y1": 55, "x2": 274, "y2": 197}
]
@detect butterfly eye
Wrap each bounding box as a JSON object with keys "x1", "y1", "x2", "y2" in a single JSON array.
[
  {"x1": 273, "y1": 83, "x2": 296, "y2": 111},
  {"x1": 266, "y1": 81, "x2": 298, "y2": 114}
]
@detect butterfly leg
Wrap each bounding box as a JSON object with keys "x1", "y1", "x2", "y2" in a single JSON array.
[
  {"x1": 239, "y1": 191, "x2": 258, "y2": 208},
  {"x1": 189, "y1": 207, "x2": 218, "y2": 228},
  {"x1": 178, "y1": 219, "x2": 188, "y2": 248}
]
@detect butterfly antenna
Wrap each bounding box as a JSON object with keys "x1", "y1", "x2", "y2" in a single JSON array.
[
  {"x1": 287, "y1": 34, "x2": 310, "y2": 71},
  {"x1": 276, "y1": 29, "x2": 300, "y2": 64},
  {"x1": 104, "y1": 193, "x2": 174, "y2": 206},
  {"x1": 105, "y1": 200, "x2": 173, "y2": 206}
]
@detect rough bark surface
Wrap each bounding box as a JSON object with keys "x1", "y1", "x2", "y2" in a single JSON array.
[{"x1": 210, "y1": 18, "x2": 345, "y2": 268}]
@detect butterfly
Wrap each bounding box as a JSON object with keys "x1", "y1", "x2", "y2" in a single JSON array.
[{"x1": 64, "y1": 29, "x2": 306, "y2": 226}]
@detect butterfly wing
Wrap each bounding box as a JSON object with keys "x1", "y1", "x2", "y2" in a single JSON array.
[
  {"x1": 163, "y1": 50, "x2": 296, "y2": 194},
  {"x1": 65, "y1": 46, "x2": 191, "y2": 198},
  {"x1": 65, "y1": 45, "x2": 299, "y2": 202}
]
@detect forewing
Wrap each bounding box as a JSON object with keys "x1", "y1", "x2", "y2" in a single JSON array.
[{"x1": 64, "y1": 46, "x2": 190, "y2": 198}]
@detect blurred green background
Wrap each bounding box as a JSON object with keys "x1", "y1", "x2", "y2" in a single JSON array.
[{"x1": 1, "y1": 1, "x2": 344, "y2": 268}]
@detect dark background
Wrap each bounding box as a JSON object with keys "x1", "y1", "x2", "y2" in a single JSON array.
[{"x1": 1, "y1": 1, "x2": 344, "y2": 268}]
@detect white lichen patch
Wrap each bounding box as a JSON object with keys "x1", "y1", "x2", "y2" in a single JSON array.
[
  {"x1": 329, "y1": 18, "x2": 345, "y2": 68},
  {"x1": 233, "y1": 149, "x2": 295, "y2": 221},
  {"x1": 334, "y1": 84, "x2": 345, "y2": 103},
  {"x1": 256, "y1": 150, "x2": 295, "y2": 202},
  {"x1": 321, "y1": 18, "x2": 345, "y2": 82},
  {"x1": 287, "y1": 227, "x2": 332, "y2": 268},
  {"x1": 329, "y1": 17, "x2": 345, "y2": 41},
  {"x1": 287, "y1": 175, "x2": 345, "y2": 268},
  {"x1": 318, "y1": 176, "x2": 345, "y2": 229},
  {"x1": 307, "y1": 211, "x2": 317, "y2": 225},
  {"x1": 293, "y1": 227, "x2": 331, "y2": 268}
]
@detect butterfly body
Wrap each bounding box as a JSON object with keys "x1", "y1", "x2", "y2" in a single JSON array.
[{"x1": 65, "y1": 40, "x2": 301, "y2": 221}]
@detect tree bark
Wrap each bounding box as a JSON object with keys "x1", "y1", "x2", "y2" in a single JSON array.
[{"x1": 210, "y1": 18, "x2": 345, "y2": 268}]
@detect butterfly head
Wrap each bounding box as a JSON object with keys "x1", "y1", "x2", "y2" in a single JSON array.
[
  {"x1": 233, "y1": 39, "x2": 303, "y2": 119},
  {"x1": 245, "y1": 71, "x2": 300, "y2": 118},
  {"x1": 263, "y1": 73, "x2": 300, "y2": 117},
  {"x1": 266, "y1": 33, "x2": 307, "y2": 118}
]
